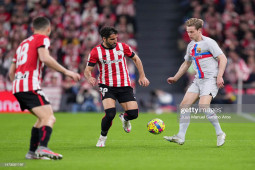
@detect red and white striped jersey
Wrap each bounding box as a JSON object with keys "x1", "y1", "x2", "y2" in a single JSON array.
[
  {"x1": 12, "y1": 34, "x2": 50, "y2": 93},
  {"x1": 88, "y1": 42, "x2": 134, "y2": 87}
]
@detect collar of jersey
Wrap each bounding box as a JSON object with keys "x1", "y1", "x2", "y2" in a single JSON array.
[{"x1": 101, "y1": 43, "x2": 115, "y2": 50}]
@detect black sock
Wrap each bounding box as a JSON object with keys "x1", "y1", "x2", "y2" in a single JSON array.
[
  {"x1": 101, "y1": 108, "x2": 116, "y2": 136},
  {"x1": 101, "y1": 130, "x2": 108, "y2": 136},
  {"x1": 29, "y1": 127, "x2": 40, "y2": 152},
  {"x1": 39, "y1": 126, "x2": 52, "y2": 147},
  {"x1": 124, "y1": 109, "x2": 139, "y2": 120}
]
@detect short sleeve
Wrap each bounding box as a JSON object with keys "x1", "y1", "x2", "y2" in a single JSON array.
[
  {"x1": 184, "y1": 44, "x2": 192, "y2": 61},
  {"x1": 122, "y1": 43, "x2": 134, "y2": 58},
  {"x1": 36, "y1": 35, "x2": 50, "y2": 49},
  {"x1": 43, "y1": 38, "x2": 50, "y2": 49},
  {"x1": 208, "y1": 40, "x2": 223, "y2": 58},
  {"x1": 87, "y1": 48, "x2": 99, "y2": 66}
]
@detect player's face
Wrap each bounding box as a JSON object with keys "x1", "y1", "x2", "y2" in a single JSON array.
[
  {"x1": 186, "y1": 26, "x2": 201, "y2": 41},
  {"x1": 104, "y1": 34, "x2": 118, "y2": 48}
]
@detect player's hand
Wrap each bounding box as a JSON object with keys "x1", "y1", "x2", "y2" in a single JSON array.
[
  {"x1": 167, "y1": 77, "x2": 177, "y2": 84},
  {"x1": 65, "y1": 70, "x2": 80, "y2": 82},
  {"x1": 139, "y1": 77, "x2": 150, "y2": 87},
  {"x1": 88, "y1": 77, "x2": 97, "y2": 86},
  {"x1": 217, "y1": 76, "x2": 224, "y2": 88}
]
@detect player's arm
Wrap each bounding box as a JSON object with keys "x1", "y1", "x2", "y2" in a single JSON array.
[
  {"x1": 8, "y1": 63, "x2": 16, "y2": 82},
  {"x1": 167, "y1": 61, "x2": 192, "y2": 84},
  {"x1": 131, "y1": 54, "x2": 150, "y2": 87},
  {"x1": 84, "y1": 65, "x2": 97, "y2": 86},
  {"x1": 38, "y1": 48, "x2": 80, "y2": 81},
  {"x1": 217, "y1": 54, "x2": 227, "y2": 88}
]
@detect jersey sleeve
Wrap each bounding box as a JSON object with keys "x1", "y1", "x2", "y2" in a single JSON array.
[
  {"x1": 122, "y1": 43, "x2": 135, "y2": 58},
  {"x1": 36, "y1": 35, "x2": 50, "y2": 49},
  {"x1": 184, "y1": 44, "x2": 192, "y2": 61},
  {"x1": 87, "y1": 48, "x2": 99, "y2": 66},
  {"x1": 12, "y1": 53, "x2": 17, "y2": 63},
  {"x1": 208, "y1": 39, "x2": 224, "y2": 58}
]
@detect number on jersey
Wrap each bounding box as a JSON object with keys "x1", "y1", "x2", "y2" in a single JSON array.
[{"x1": 16, "y1": 43, "x2": 29, "y2": 66}]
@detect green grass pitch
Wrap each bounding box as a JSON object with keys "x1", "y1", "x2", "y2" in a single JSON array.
[{"x1": 0, "y1": 113, "x2": 254, "y2": 170}]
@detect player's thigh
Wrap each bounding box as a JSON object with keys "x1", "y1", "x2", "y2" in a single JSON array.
[
  {"x1": 102, "y1": 98, "x2": 116, "y2": 110},
  {"x1": 180, "y1": 92, "x2": 199, "y2": 107},
  {"x1": 120, "y1": 101, "x2": 138, "y2": 111},
  {"x1": 31, "y1": 104, "x2": 54, "y2": 120},
  {"x1": 199, "y1": 95, "x2": 212, "y2": 105}
]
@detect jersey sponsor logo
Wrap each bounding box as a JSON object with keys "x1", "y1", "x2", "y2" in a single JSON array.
[
  {"x1": 197, "y1": 48, "x2": 201, "y2": 53},
  {"x1": 101, "y1": 59, "x2": 122, "y2": 64},
  {"x1": 15, "y1": 72, "x2": 29, "y2": 79},
  {"x1": 116, "y1": 50, "x2": 124, "y2": 56}
]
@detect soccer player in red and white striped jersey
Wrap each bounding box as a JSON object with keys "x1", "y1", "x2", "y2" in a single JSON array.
[
  {"x1": 8, "y1": 17, "x2": 80, "y2": 159},
  {"x1": 84, "y1": 27, "x2": 150, "y2": 147}
]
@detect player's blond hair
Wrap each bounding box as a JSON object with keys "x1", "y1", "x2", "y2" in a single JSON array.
[{"x1": 185, "y1": 18, "x2": 204, "y2": 30}]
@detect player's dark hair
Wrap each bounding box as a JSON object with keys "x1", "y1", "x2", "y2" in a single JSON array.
[
  {"x1": 99, "y1": 27, "x2": 118, "y2": 39},
  {"x1": 32, "y1": 17, "x2": 50, "y2": 30}
]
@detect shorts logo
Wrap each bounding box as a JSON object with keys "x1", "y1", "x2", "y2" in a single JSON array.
[
  {"x1": 100, "y1": 87, "x2": 108, "y2": 97},
  {"x1": 37, "y1": 90, "x2": 49, "y2": 102},
  {"x1": 197, "y1": 48, "x2": 201, "y2": 53}
]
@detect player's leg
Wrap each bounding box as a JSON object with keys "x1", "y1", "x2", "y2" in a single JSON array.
[
  {"x1": 31, "y1": 105, "x2": 55, "y2": 146},
  {"x1": 96, "y1": 98, "x2": 116, "y2": 147},
  {"x1": 32, "y1": 105, "x2": 62, "y2": 159},
  {"x1": 14, "y1": 91, "x2": 59, "y2": 159},
  {"x1": 117, "y1": 86, "x2": 138, "y2": 133},
  {"x1": 29, "y1": 119, "x2": 41, "y2": 153},
  {"x1": 25, "y1": 118, "x2": 47, "y2": 160},
  {"x1": 178, "y1": 92, "x2": 199, "y2": 138},
  {"x1": 199, "y1": 95, "x2": 226, "y2": 146},
  {"x1": 164, "y1": 92, "x2": 199, "y2": 144},
  {"x1": 199, "y1": 78, "x2": 226, "y2": 146},
  {"x1": 101, "y1": 98, "x2": 117, "y2": 136},
  {"x1": 119, "y1": 101, "x2": 138, "y2": 133}
]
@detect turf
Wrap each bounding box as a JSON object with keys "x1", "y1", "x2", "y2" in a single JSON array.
[{"x1": 0, "y1": 113, "x2": 254, "y2": 170}]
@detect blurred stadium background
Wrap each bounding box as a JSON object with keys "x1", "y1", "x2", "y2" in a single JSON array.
[{"x1": 0, "y1": 0, "x2": 255, "y2": 114}]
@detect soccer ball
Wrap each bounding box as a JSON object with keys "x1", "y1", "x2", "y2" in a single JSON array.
[{"x1": 147, "y1": 118, "x2": 165, "y2": 134}]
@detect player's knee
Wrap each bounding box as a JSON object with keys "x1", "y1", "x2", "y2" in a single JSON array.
[
  {"x1": 126, "y1": 109, "x2": 139, "y2": 120},
  {"x1": 180, "y1": 102, "x2": 191, "y2": 109},
  {"x1": 41, "y1": 115, "x2": 55, "y2": 126},
  {"x1": 34, "y1": 119, "x2": 41, "y2": 128},
  {"x1": 49, "y1": 115, "x2": 56, "y2": 124},
  {"x1": 104, "y1": 108, "x2": 116, "y2": 120}
]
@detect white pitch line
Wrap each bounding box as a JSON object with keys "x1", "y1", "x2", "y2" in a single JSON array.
[{"x1": 239, "y1": 113, "x2": 255, "y2": 122}]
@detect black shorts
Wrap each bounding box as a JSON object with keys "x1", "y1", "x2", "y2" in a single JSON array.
[
  {"x1": 99, "y1": 84, "x2": 136, "y2": 103},
  {"x1": 14, "y1": 90, "x2": 50, "y2": 111}
]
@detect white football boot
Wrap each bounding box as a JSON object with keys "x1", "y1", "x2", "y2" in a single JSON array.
[
  {"x1": 217, "y1": 132, "x2": 226, "y2": 147},
  {"x1": 119, "y1": 113, "x2": 131, "y2": 133},
  {"x1": 163, "y1": 135, "x2": 185, "y2": 145},
  {"x1": 35, "y1": 146, "x2": 63, "y2": 160},
  {"x1": 96, "y1": 135, "x2": 107, "y2": 147},
  {"x1": 25, "y1": 151, "x2": 50, "y2": 160}
]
